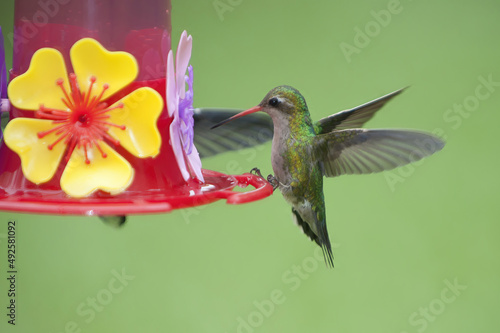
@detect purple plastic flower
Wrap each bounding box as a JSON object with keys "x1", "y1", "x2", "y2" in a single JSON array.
[
  {"x1": 0, "y1": 26, "x2": 9, "y2": 141},
  {"x1": 178, "y1": 65, "x2": 194, "y2": 154},
  {"x1": 166, "y1": 31, "x2": 204, "y2": 182},
  {"x1": 0, "y1": 27, "x2": 6, "y2": 100}
]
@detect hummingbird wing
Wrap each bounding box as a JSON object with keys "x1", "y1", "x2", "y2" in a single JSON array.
[
  {"x1": 313, "y1": 129, "x2": 445, "y2": 177},
  {"x1": 314, "y1": 88, "x2": 406, "y2": 133},
  {"x1": 99, "y1": 215, "x2": 127, "y2": 227},
  {"x1": 193, "y1": 108, "x2": 273, "y2": 158}
]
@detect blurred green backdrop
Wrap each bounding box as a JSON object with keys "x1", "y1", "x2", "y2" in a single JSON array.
[{"x1": 0, "y1": 0, "x2": 499, "y2": 332}]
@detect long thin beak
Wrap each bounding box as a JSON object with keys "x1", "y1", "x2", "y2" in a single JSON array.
[{"x1": 210, "y1": 106, "x2": 262, "y2": 129}]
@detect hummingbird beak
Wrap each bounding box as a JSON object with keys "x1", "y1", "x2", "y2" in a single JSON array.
[{"x1": 211, "y1": 106, "x2": 262, "y2": 129}]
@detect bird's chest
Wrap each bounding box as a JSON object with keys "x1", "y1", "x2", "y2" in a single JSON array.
[{"x1": 271, "y1": 134, "x2": 313, "y2": 202}]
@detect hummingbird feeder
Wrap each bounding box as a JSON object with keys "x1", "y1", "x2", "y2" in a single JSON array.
[{"x1": 0, "y1": 0, "x2": 273, "y2": 216}]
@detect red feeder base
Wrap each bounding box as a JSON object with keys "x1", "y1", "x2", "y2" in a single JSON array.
[{"x1": 0, "y1": 170, "x2": 273, "y2": 216}]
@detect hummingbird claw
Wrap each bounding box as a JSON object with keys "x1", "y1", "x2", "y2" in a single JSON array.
[
  {"x1": 250, "y1": 167, "x2": 264, "y2": 178},
  {"x1": 267, "y1": 174, "x2": 279, "y2": 191},
  {"x1": 250, "y1": 168, "x2": 278, "y2": 191}
]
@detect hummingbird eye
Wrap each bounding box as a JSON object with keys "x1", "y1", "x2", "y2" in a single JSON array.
[{"x1": 269, "y1": 97, "x2": 280, "y2": 107}]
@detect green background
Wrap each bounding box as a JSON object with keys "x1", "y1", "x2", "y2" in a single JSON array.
[{"x1": 0, "y1": 0, "x2": 498, "y2": 332}]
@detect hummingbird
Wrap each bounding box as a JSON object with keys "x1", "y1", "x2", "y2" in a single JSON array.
[{"x1": 212, "y1": 85, "x2": 445, "y2": 267}]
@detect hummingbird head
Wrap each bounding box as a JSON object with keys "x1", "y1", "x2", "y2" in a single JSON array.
[
  {"x1": 257, "y1": 85, "x2": 309, "y2": 118},
  {"x1": 211, "y1": 85, "x2": 310, "y2": 129}
]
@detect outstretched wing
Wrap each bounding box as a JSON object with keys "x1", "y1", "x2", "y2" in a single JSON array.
[
  {"x1": 313, "y1": 129, "x2": 445, "y2": 178},
  {"x1": 193, "y1": 108, "x2": 273, "y2": 158},
  {"x1": 314, "y1": 88, "x2": 406, "y2": 134}
]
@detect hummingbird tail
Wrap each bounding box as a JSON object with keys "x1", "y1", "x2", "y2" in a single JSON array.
[
  {"x1": 318, "y1": 221, "x2": 334, "y2": 268},
  {"x1": 292, "y1": 208, "x2": 320, "y2": 246},
  {"x1": 321, "y1": 236, "x2": 334, "y2": 268},
  {"x1": 292, "y1": 208, "x2": 334, "y2": 268}
]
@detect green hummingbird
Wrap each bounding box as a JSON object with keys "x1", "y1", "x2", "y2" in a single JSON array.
[{"x1": 213, "y1": 85, "x2": 445, "y2": 266}]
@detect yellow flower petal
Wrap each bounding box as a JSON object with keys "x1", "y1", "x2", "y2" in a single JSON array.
[
  {"x1": 107, "y1": 87, "x2": 163, "y2": 157},
  {"x1": 70, "y1": 38, "x2": 138, "y2": 100},
  {"x1": 8, "y1": 48, "x2": 70, "y2": 111},
  {"x1": 3, "y1": 118, "x2": 66, "y2": 184},
  {"x1": 60, "y1": 142, "x2": 134, "y2": 198}
]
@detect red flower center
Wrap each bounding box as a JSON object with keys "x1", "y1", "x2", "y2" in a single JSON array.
[{"x1": 36, "y1": 74, "x2": 126, "y2": 164}]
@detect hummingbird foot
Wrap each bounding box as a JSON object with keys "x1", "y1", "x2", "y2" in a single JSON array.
[
  {"x1": 267, "y1": 174, "x2": 279, "y2": 191},
  {"x1": 250, "y1": 168, "x2": 278, "y2": 191},
  {"x1": 250, "y1": 167, "x2": 264, "y2": 178}
]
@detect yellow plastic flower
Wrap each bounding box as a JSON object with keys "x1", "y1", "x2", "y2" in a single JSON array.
[{"x1": 4, "y1": 38, "x2": 163, "y2": 198}]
